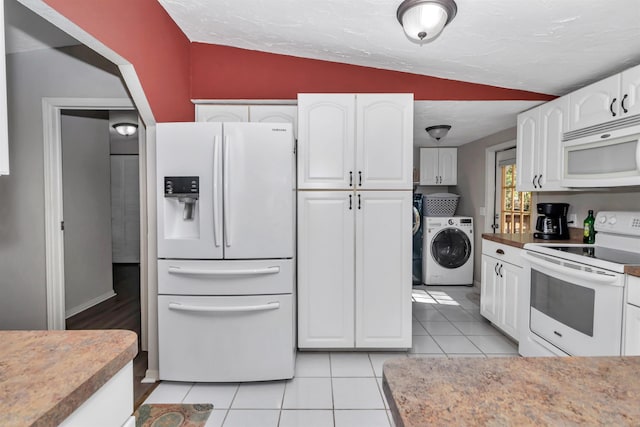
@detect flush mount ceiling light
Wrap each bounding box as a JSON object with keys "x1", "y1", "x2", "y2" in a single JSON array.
[
  {"x1": 426, "y1": 125, "x2": 451, "y2": 141},
  {"x1": 112, "y1": 122, "x2": 138, "y2": 137},
  {"x1": 397, "y1": 0, "x2": 457, "y2": 43}
]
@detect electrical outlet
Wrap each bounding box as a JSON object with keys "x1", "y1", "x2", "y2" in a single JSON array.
[{"x1": 568, "y1": 213, "x2": 578, "y2": 227}]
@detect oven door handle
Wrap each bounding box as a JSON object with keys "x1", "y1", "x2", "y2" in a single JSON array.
[{"x1": 521, "y1": 252, "x2": 620, "y2": 285}]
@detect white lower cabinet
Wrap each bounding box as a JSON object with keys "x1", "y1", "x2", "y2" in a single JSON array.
[
  {"x1": 480, "y1": 239, "x2": 524, "y2": 341},
  {"x1": 624, "y1": 275, "x2": 640, "y2": 355},
  {"x1": 298, "y1": 191, "x2": 412, "y2": 349},
  {"x1": 59, "y1": 362, "x2": 133, "y2": 427}
]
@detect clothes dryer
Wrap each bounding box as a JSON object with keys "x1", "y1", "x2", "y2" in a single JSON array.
[{"x1": 422, "y1": 216, "x2": 473, "y2": 286}]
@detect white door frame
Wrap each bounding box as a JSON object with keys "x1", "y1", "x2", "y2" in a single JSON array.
[
  {"x1": 483, "y1": 140, "x2": 517, "y2": 234},
  {"x1": 43, "y1": 98, "x2": 148, "y2": 348}
]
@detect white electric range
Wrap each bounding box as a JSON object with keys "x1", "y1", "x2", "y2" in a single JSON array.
[{"x1": 519, "y1": 211, "x2": 640, "y2": 357}]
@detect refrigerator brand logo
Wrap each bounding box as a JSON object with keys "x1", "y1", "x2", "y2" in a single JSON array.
[{"x1": 271, "y1": 128, "x2": 287, "y2": 132}]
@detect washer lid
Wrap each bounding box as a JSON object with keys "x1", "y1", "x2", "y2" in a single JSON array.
[{"x1": 431, "y1": 228, "x2": 472, "y2": 269}]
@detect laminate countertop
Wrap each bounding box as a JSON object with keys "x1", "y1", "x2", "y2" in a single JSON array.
[
  {"x1": 0, "y1": 330, "x2": 138, "y2": 427},
  {"x1": 481, "y1": 230, "x2": 640, "y2": 277},
  {"x1": 383, "y1": 356, "x2": 640, "y2": 427},
  {"x1": 481, "y1": 227, "x2": 584, "y2": 249}
]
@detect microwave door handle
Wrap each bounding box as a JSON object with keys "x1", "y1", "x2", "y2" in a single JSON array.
[{"x1": 521, "y1": 252, "x2": 620, "y2": 285}]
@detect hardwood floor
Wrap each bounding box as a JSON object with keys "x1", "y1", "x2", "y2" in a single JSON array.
[{"x1": 66, "y1": 264, "x2": 157, "y2": 408}]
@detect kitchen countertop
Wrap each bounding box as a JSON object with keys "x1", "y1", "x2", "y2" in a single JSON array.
[
  {"x1": 481, "y1": 227, "x2": 584, "y2": 249},
  {"x1": 481, "y1": 230, "x2": 640, "y2": 277},
  {"x1": 0, "y1": 330, "x2": 138, "y2": 427},
  {"x1": 383, "y1": 356, "x2": 640, "y2": 427}
]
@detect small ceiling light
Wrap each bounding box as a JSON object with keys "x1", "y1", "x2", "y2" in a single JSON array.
[
  {"x1": 112, "y1": 122, "x2": 138, "y2": 137},
  {"x1": 426, "y1": 125, "x2": 451, "y2": 141},
  {"x1": 397, "y1": 0, "x2": 457, "y2": 43}
]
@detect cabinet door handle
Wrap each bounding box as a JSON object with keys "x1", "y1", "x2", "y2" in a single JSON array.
[
  {"x1": 358, "y1": 171, "x2": 362, "y2": 186},
  {"x1": 532, "y1": 175, "x2": 538, "y2": 189},
  {"x1": 621, "y1": 94, "x2": 629, "y2": 113},
  {"x1": 349, "y1": 194, "x2": 353, "y2": 210},
  {"x1": 498, "y1": 264, "x2": 504, "y2": 278},
  {"x1": 349, "y1": 171, "x2": 353, "y2": 187},
  {"x1": 496, "y1": 249, "x2": 505, "y2": 255},
  {"x1": 358, "y1": 194, "x2": 361, "y2": 209},
  {"x1": 610, "y1": 98, "x2": 617, "y2": 117},
  {"x1": 537, "y1": 175, "x2": 542, "y2": 188},
  {"x1": 494, "y1": 262, "x2": 499, "y2": 276}
]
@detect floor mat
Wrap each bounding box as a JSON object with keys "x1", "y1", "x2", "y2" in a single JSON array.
[{"x1": 134, "y1": 403, "x2": 213, "y2": 427}]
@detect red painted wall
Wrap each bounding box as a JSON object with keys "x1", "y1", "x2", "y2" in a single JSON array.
[
  {"x1": 44, "y1": 1, "x2": 552, "y2": 122},
  {"x1": 44, "y1": 0, "x2": 193, "y2": 122},
  {"x1": 191, "y1": 43, "x2": 553, "y2": 101}
]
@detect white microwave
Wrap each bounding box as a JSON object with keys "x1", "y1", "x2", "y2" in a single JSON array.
[{"x1": 562, "y1": 121, "x2": 640, "y2": 187}]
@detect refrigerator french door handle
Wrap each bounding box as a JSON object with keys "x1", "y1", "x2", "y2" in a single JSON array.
[
  {"x1": 223, "y1": 135, "x2": 231, "y2": 247},
  {"x1": 213, "y1": 136, "x2": 221, "y2": 247},
  {"x1": 167, "y1": 266, "x2": 280, "y2": 276},
  {"x1": 168, "y1": 301, "x2": 280, "y2": 313}
]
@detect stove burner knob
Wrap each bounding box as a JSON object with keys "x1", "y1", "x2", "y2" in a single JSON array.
[{"x1": 609, "y1": 217, "x2": 617, "y2": 225}]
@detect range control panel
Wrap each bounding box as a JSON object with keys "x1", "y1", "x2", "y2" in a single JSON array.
[{"x1": 595, "y1": 211, "x2": 640, "y2": 236}]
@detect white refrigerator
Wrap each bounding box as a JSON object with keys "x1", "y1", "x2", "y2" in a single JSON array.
[{"x1": 156, "y1": 122, "x2": 295, "y2": 382}]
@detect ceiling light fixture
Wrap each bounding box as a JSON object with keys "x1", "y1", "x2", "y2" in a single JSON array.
[
  {"x1": 112, "y1": 122, "x2": 138, "y2": 137},
  {"x1": 396, "y1": 0, "x2": 457, "y2": 43},
  {"x1": 426, "y1": 125, "x2": 451, "y2": 141}
]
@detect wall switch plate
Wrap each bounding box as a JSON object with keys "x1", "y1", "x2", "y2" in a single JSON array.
[
  {"x1": 479, "y1": 207, "x2": 486, "y2": 216},
  {"x1": 568, "y1": 213, "x2": 578, "y2": 227}
]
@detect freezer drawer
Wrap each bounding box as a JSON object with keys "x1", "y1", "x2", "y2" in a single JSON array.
[
  {"x1": 158, "y1": 259, "x2": 293, "y2": 295},
  {"x1": 158, "y1": 294, "x2": 295, "y2": 382}
]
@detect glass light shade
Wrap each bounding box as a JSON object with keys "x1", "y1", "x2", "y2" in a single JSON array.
[
  {"x1": 401, "y1": 3, "x2": 448, "y2": 42},
  {"x1": 426, "y1": 125, "x2": 451, "y2": 141},
  {"x1": 113, "y1": 123, "x2": 138, "y2": 137}
]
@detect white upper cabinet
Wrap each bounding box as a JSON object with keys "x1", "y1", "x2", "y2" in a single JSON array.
[
  {"x1": 516, "y1": 96, "x2": 569, "y2": 191},
  {"x1": 249, "y1": 105, "x2": 298, "y2": 140},
  {"x1": 419, "y1": 147, "x2": 457, "y2": 185},
  {"x1": 356, "y1": 94, "x2": 413, "y2": 190},
  {"x1": 195, "y1": 105, "x2": 249, "y2": 122},
  {"x1": 569, "y1": 64, "x2": 640, "y2": 130},
  {"x1": 298, "y1": 93, "x2": 413, "y2": 190},
  {"x1": 516, "y1": 109, "x2": 538, "y2": 191},
  {"x1": 297, "y1": 94, "x2": 356, "y2": 189}
]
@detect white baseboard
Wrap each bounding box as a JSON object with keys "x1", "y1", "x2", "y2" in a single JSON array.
[
  {"x1": 142, "y1": 369, "x2": 159, "y2": 383},
  {"x1": 65, "y1": 290, "x2": 116, "y2": 318}
]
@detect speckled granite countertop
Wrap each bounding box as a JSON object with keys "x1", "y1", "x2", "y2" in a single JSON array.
[
  {"x1": 0, "y1": 330, "x2": 138, "y2": 427},
  {"x1": 383, "y1": 356, "x2": 640, "y2": 427}
]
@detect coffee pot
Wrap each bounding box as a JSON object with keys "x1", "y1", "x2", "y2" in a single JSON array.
[{"x1": 533, "y1": 203, "x2": 570, "y2": 240}]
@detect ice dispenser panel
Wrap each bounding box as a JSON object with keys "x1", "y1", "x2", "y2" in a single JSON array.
[{"x1": 163, "y1": 176, "x2": 200, "y2": 240}]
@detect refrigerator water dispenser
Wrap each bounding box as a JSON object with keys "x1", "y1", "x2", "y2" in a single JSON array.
[{"x1": 163, "y1": 176, "x2": 200, "y2": 239}]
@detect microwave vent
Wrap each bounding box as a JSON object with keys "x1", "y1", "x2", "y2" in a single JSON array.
[{"x1": 563, "y1": 114, "x2": 640, "y2": 142}]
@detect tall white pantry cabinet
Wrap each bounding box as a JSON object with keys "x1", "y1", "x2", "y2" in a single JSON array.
[{"x1": 297, "y1": 93, "x2": 413, "y2": 349}]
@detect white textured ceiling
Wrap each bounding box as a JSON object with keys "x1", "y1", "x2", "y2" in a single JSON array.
[
  {"x1": 7, "y1": 0, "x2": 640, "y2": 146},
  {"x1": 158, "y1": 0, "x2": 640, "y2": 96}
]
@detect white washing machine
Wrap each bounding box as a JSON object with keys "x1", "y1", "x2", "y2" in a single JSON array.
[{"x1": 422, "y1": 216, "x2": 473, "y2": 286}]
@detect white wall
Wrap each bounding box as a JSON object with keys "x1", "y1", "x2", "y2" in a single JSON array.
[
  {"x1": 0, "y1": 46, "x2": 130, "y2": 329},
  {"x1": 454, "y1": 126, "x2": 640, "y2": 285},
  {"x1": 62, "y1": 114, "x2": 114, "y2": 316}
]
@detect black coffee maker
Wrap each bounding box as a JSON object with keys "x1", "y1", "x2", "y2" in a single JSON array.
[{"x1": 534, "y1": 203, "x2": 570, "y2": 240}]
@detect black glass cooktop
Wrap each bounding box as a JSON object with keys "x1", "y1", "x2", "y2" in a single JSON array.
[{"x1": 548, "y1": 246, "x2": 640, "y2": 265}]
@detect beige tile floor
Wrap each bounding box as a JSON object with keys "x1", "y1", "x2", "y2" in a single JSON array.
[{"x1": 144, "y1": 285, "x2": 518, "y2": 426}]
